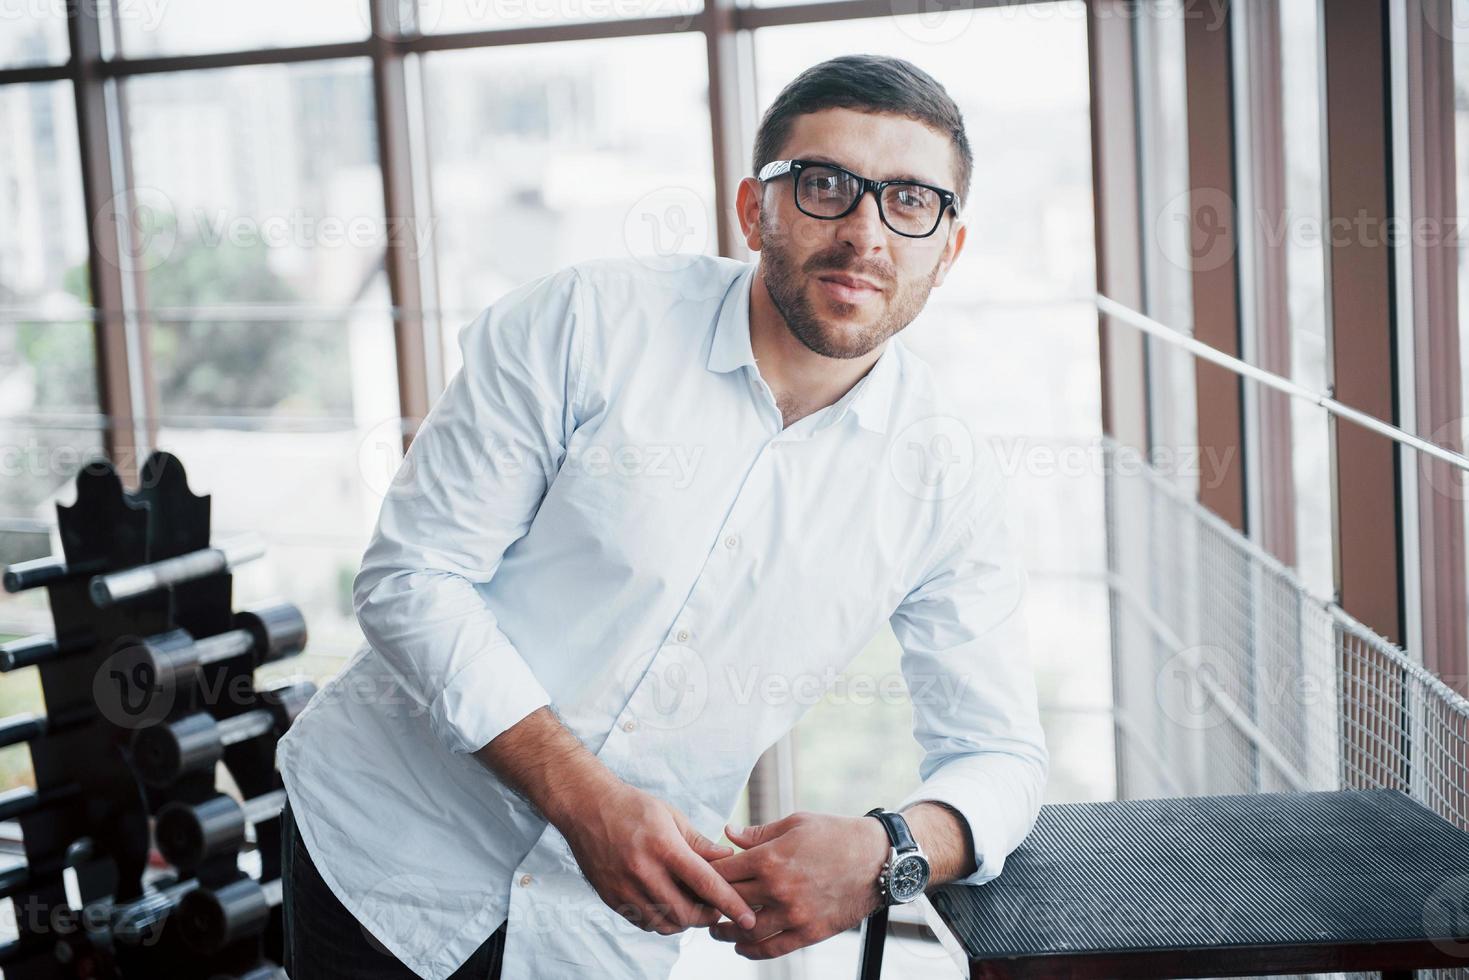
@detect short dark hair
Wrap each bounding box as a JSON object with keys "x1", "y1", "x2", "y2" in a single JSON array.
[{"x1": 751, "y1": 54, "x2": 972, "y2": 212}]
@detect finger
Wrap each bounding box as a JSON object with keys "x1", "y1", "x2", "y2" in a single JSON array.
[
  {"x1": 725, "y1": 816, "x2": 797, "y2": 850},
  {"x1": 643, "y1": 869, "x2": 720, "y2": 933},
  {"x1": 685, "y1": 828, "x2": 734, "y2": 861},
  {"x1": 706, "y1": 848, "x2": 764, "y2": 882},
  {"x1": 735, "y1": 927, "x2": 816, "y2": 961},
  {"x1": 710, "y1": 906, "x2": 791, "y2": 944},
  {"x1": 667, "y1": 845, "x2": 758, "y2": 930}
]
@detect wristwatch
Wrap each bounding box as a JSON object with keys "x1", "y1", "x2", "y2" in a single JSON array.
[{"x1": 865, "y1": 806, "x2": 931, "y2": 906}]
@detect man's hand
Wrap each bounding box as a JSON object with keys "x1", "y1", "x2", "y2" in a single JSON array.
[
  {"x1": 557, "y1": 780, "x2": 759, "y2": 936},
  {"x1": 472, "y1": 707, "x2": 757, "y2": 938},
  {"x1": 705, "y1": 811, "x2": 889, "y2": 959}
]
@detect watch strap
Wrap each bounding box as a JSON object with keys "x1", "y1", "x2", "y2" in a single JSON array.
[{"x1": 864, "y1": 806, "x2": 918, "y2": 852}]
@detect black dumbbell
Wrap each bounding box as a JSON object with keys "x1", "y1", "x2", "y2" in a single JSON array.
[
  {"x1": 156, "y1": 788, "x2": 287, "y2": 870},
  {"x1": 106, "y1": 602, "x2": 307, "y2": 699},
  {"x1": 0, "y1": 783, "x2": 81, "y2": 822},
  {"x1": 0, "y1": 837, "x2": 95, "y2": 898},
  {"x1": 177, "y1": 875, "x2": 283, "y2": 954},
  {"x1": 89, "y1": 533, "x2": 265, "y2": 607},
  {"x1": 101, "y1": 876, "x2": 200, "y2": 945},
  {"x1": 0, "y1": 705, "x2": 94, "y2": 749},
  {"x1": 3, "y1": 554, "x2": 104, "y2": 593},
  {"x1": 0, "y1": 630, "x2": 96, "y2": 671},
  {"x1": 129, "y1": 681, "x2": 316, "y2": 787}
]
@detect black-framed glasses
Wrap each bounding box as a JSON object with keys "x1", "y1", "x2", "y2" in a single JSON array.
[{"x1": 757, "y1": 158, "x2": 961, "y2": 239}]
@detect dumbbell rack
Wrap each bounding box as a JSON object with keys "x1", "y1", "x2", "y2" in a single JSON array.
[{"x1": 0, "y1": 450, "x2": 310, "y2": 979}]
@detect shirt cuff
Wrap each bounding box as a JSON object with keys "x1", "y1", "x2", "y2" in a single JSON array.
[
  {"x1": 428, "y1": 642, "x2": 552, "y2": 754},
  {"x1": 897, "y1": 775, "x2": 1008, "y2": 888}
]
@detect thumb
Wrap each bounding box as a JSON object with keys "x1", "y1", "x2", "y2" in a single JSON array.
[{"x1": 725, "y1": 821, "x2": 774, "y2": 848}]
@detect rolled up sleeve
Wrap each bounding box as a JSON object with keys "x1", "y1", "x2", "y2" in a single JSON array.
[
  {"x1": 889, "y1": 467, "x2": 1049, "y2": 887},
  {"x1": 352, "y1": 266, "x2": 589, "y2": 755}
]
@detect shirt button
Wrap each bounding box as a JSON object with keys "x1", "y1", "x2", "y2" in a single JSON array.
[
  {"x1": 519, "y1": 874, "x2": 533, "y2": 887},
  {"x1": 724, "y1": 534, "x2": 739, "y2": 549},
  {"x1": 675, "y1": 629, "x2": 690, "y2": 643},
  {"x1": 622, "y1": 719, "x2": 638, "y2": 733}
]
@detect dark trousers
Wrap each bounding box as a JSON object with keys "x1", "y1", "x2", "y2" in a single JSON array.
[{"x1": 281, "y1": 797, "x2": 508, "y2": 979}]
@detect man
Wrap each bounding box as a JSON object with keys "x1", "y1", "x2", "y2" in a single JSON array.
[{"x1": 277, "y1": 52, "x2": 1047, "y2": 979}]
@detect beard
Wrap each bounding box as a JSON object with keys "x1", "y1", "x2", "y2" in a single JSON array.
[{"x1": 757, "y1": 211, "x2": 943, "y2": 360}]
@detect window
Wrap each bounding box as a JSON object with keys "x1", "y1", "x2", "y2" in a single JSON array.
[
  {"x1": 121, "y1": 59, "x2": 399, "y2": 664},
  {"x1": 109, "y1": 0, "x2": 370, "y2": 59},
  {"x1": 753, "y1": 2, "x2": 1110, "y2": 818},
  {"x1": 1279, "y1": 0, "x2": 1332, "y2": 600},
  {"x1": 0, "y1": 0, "x2": 68, "y2": 68},
  {"x1": 424, "y1": 0, "x2": 700, "y2": 33},
  {"x1": 0, "y1": 81, "x2": 98, "y2": 564},
  {"x1": 422, "y1": 34, "x2": 714, "y2": 377}
]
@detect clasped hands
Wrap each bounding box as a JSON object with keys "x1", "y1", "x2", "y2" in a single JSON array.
[{"x1": 558, "y1": 778, "x2": 894, "y2": 961}]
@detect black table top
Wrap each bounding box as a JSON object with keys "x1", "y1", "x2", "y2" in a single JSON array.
[{"x1": 929, "y1": 790, "x2": 1469, "y2": 967}]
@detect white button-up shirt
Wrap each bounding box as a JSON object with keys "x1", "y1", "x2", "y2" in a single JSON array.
[{"x1": 276, "y1": 253, "x2": 1048, "y2": 980}]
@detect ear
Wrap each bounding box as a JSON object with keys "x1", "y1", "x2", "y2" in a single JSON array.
[
  {"x1": 930, "y1": 218, "x2": 966, "y2": 288},
  {"x1": 735, "y1": 176, "x2": 765, "y2": 252}
]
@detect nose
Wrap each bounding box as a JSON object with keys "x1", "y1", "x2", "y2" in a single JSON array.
[{"x1": 832, "y1": 187, "x2": 887, "y2": 255}]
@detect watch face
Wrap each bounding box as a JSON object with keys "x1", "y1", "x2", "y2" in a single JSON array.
[{"x1": 890, "y1": 854, "x2": 930, "y2": 902}]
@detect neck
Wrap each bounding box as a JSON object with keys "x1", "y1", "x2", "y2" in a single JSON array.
[{"x1": 748, "y1": 264, "x2": 886, "y2": 427}]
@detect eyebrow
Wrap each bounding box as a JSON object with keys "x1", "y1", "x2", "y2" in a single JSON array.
[{"x1": 799, "y1": 154, "x2": 944, "y2": 188}]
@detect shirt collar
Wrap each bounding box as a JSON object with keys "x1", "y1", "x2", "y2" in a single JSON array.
[{"x1": 707, "y1": 261, "x2": 898, "y2": 435}]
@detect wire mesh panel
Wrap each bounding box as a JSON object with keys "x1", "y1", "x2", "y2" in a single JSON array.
[{"x1": 1103, "y1": 439, "x2": 1469, "y2": 980}]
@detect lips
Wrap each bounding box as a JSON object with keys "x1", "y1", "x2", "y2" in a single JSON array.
[
  {"x1": 816, "y1": 273, "x2": 883, "y2": 305},
  {"x1": 817, "y1": 273, "x2": 882, "y2": 292}
]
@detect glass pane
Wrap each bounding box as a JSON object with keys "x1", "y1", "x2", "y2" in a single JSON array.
[
  {"x1": 423, "y1": 0, "x2": 699, "y2": 33},
  {"x1": 0, "y1": 0, "x2": 69, "y2": 68},
  {"x1": 0, "y1": 83, "x2": 90, "y2": 313},
  {"x1": 113, "y1": 0, "x2": 369, "y2": 58},
  {"x1": 1280, "y1": 0, "x2": 1332, "y2": 600},
  {"x1": 118, "y1": 60, "x2": 395, "y2": 663},
  {"x1": 753, "y1": 5, "x2": 1108, "y2": 811},
  {"x1": 0, "y1": 81, "x2": 99, "y2": 531},
  {"x1": 123, "y1": 59, "x2": 391, "y2": 418},
  {"x1": 1136, "y1": 0, "x2": 1200, "y2": 496},
  {"x1": 423, "y1": 34, "x2": 714, "y2": 377}
]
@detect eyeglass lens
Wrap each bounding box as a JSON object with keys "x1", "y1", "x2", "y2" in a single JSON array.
[{"x1": 795, "y1": 164, "x2": 943, "y2": 236}]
